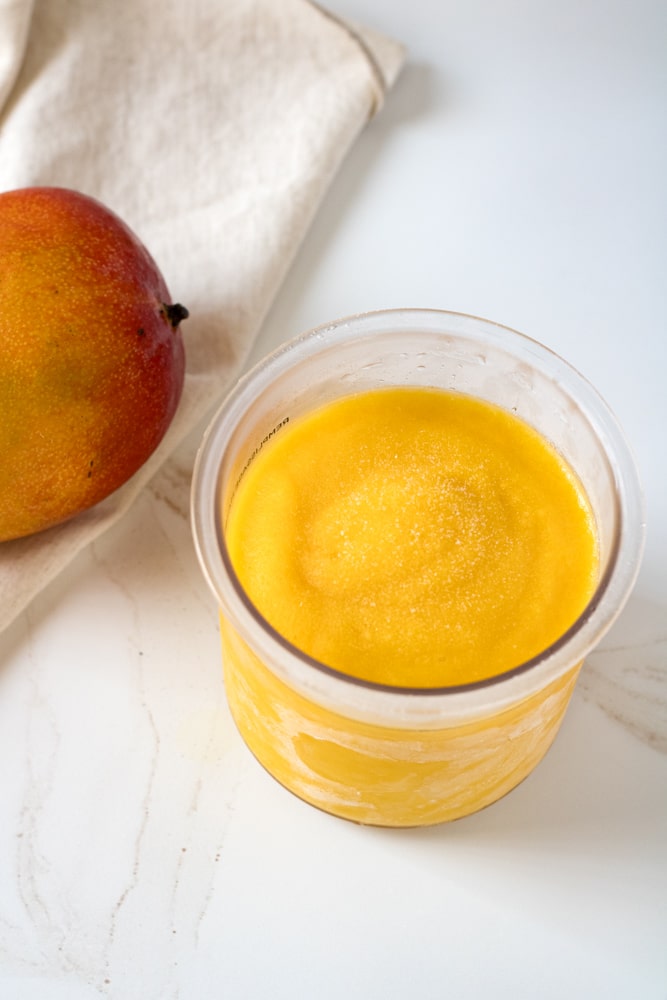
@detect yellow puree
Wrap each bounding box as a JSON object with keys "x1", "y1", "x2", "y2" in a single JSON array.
[{"x1": 225, "y1": 387, "x2": 598, "y2": 688}]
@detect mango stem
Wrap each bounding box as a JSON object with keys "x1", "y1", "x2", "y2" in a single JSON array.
[{"x1": 163, "y1": 302, "x2": 189, "y2": 328}]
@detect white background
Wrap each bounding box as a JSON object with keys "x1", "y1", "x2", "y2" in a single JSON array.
[{"x1": 1, "y1": 1, "x2": 666, "y2": 997}]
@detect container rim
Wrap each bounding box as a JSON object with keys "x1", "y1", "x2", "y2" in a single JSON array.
[{"x1": 191, "y1": 308, "x2": 646, "y2": 719}]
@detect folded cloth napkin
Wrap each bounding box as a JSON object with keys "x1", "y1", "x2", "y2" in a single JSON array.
[{"x1": 0, "y1": 0, "x2": 404, "y2": 633}]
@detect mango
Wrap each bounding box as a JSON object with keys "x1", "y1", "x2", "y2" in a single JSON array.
[{"x1": 0, "y1": 186, "x2": 188, "y2": 541}]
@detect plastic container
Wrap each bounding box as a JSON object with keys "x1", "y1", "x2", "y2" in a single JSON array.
[{"x1": 191, "y1": 309, "x2": 645, "y2": 826}]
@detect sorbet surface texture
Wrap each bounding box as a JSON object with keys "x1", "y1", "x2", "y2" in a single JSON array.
[{"x1": 225, "y1": 387, "x2": 598, "y2": 687}]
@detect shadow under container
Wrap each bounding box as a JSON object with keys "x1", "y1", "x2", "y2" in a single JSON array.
[{"x1": 191, "y1": 309, "x2": 644, "y2": 827}]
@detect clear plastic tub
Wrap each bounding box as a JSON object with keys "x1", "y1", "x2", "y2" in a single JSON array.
[{"x1": 191, "y1": 309, "x2": 645, "y2": 826}]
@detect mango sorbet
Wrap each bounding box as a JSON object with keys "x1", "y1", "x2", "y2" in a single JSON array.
[{"x1": 225, "y1": 387, "x2": 599, "y2": 689}]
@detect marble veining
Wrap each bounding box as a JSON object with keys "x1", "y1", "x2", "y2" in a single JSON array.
[
  {"x1": 147, "y1": 452, "x2": 195, "y2": 524},
  {"x1": 578, "y1": 597, "x2": 667, "y2": 754},
  {"x1": 0, "y1": 487, "x2": 250, "y2": 996},
  {"x1": 13, "y1": 633, "x2": 65, "y2": 976}
]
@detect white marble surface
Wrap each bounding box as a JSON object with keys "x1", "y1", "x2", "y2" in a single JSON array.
[{"x1": 1, "y1": 1, "x2": 666, "y2": 997}]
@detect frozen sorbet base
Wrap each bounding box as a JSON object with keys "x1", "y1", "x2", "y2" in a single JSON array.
[{"x1": 219, "y1": 615, "x2": 581, "y2": 827}]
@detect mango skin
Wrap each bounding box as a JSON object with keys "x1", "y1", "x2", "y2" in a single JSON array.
[{"x1": 0, "y1": 186, "x2": 186, "y2": 541}]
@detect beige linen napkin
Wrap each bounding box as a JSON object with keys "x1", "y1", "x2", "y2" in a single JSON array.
[{"x1": 0, "y1": 0, "x2": 404, "y2": 632}]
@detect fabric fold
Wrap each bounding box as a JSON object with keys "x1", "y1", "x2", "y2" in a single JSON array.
[{"x1": 0, "y1": 0, "x2": 404, "y2": 633}]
